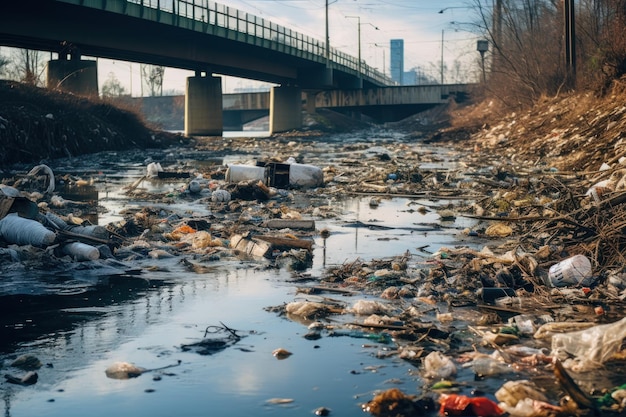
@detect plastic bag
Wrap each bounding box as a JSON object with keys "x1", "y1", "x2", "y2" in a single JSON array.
[
  {"x1": 423, "y1": 351, "x2": 457, "y2": 379},
  {"x1": 551, "y1": 316, "x2": 626, "y2": 371},
  {"x1": 495, "y1": 380, "x2": 548, "y2": 408},
  {"x1": 438, "y1": 394, "x2": 502, "y2": 416},
  {"x1": 146, "y1": 162, "x2": 163, "y2": 178}
]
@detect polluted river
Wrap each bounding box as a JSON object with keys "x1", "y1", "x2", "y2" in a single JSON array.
[{"x1": 0, "y1": 127, "x2": 625, "y2": 417}]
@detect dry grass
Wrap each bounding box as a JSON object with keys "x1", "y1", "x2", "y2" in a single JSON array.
[{"x1": 0, "y1": 80, "x2": 181, "y2": 167}]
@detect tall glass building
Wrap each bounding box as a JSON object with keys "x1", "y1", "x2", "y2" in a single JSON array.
[{"x1": 390, "y1": 39, "x2": 404, "y2": 85}]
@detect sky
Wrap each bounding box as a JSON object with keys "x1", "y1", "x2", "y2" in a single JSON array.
[
  {"x1": 101, "y1": 0, "x2": 485, "y2": 95},
  {"x1": 6, "y1": 0, "x2": 485, "y2": 95}
]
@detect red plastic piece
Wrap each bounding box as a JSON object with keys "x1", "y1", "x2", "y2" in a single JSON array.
[{"x1": 439, "y1": 394, "x2": 503, "y2": 416}]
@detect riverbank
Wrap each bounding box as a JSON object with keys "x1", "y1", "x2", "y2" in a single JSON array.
[
  {"x1": 5, "y1": 78, "x2": 626, "y2": 174},
  {"x1": 0, "y1": 81, "x2": 186, "y2": 167},
  {"x1": 0, "y1": 80, "x2": 625, "y2": 416}
]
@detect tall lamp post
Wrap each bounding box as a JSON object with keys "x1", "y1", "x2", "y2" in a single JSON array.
[
  {"x1": 346, "y1": 16, "x2": 379, "y2": 75},
  {"x1": 325, "y1": 0, "x2": 330, "y2": 66},
  {"x1": 438, "y1": 6, "x2": 468, "y2": 13},
  {"x1": 438, "y1": 6, "x2": 474, "y2": 85},
  {"x1": 374, "y1": 43, "x2": 387, "y2": 77},
  {"x1": 440, "y1": 29, "x2": 444, "y2": 84}
]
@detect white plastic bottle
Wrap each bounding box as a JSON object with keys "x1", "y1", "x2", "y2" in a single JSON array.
[{"x1": 547, "y1": 254, "x2": 594, "y2": 286}]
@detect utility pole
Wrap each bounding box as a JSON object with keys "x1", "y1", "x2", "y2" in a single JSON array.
[
  {"x1": 325, "y1": 0, "x2": 329, "y2": 66},
  {"x1": 564, "y1": 0, "x2": 576, "y2": 88},
  {"x1": 492, "y1": 0, "x2": 502, "y2": 74},
  {"x1": 440, "y1": 29, "x2": 444, "y2": 84}
]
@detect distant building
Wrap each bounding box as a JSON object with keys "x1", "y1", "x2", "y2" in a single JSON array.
[
  {"x1": 403, "y1": 70, "x2": 417, "y2": 85},
  {"x1": 390, "y1": 39, "x2": 404, "y2": 85}
]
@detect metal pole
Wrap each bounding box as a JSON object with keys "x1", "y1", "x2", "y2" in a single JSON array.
[
  {"x1": 481, "y1": 53, "x2": 486, "y2": 83},
  {"x1": 440, "y1": 29, "x2": 444, "y2": 84},
  {"x1": 564, "y1": 0, "x2": 576, "y2": 88},
  {"x1": 325, "y1": 0, "x2": 329, "y2": 65},
  {"x1": 357, "y1": 17, "x2": 362, "y2": 74},
  {"x1": 383, "y1": 48, "x2": 386, "y2": 77}
]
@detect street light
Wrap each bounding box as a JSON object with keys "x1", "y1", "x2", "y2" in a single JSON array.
[
  {"x1": 325, "y1": 0, "x2": 337, "y2": 66},
  {"x1": 345, "y1": 16, "x2": 379, "y2": 75},
  {"x1": 477, "y1": 39, "x2": 488, "y2": 83},
  {"x1": 374, "y1": 43, "x2": 387, "y2": 77},
  {"x1": 440, "y1": 29, "x2": 445, "y2": 84},
  {"x1": 438, "y1": 6, "x2": 469, "y2": 14}
]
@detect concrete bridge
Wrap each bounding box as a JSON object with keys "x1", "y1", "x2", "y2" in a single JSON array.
[
  {"x1": 134, "y1": 84, "x2": 471, "y2": 131},
  {"x1": 1, "y1": 0, "x2": 470, "y2": 135}
]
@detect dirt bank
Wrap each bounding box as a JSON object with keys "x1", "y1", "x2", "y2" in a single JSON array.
[
  {"x1": 3, "y1": 78, "x2": 626, "y2": 175},
  {"x1": 0, "y1": 81, "x2": 185, "y2": 168},
  {"x1": 435, "y1": 81, "x2": 626, "y2": 173}
]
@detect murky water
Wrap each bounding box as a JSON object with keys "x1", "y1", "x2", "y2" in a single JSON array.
[{"x1": 0, "y1": 130, "x2": 503, "y2": 417}]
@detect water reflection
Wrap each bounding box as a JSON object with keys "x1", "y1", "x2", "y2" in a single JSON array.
[
  {"x1": 1, "y1": 135, "x2": 494, "y2": 417},
  {"x1": 58, "y1": 183, "x2": 99, "y2": 224}
]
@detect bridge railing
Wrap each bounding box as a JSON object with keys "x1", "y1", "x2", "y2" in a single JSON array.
[{"x1": 125, "y1": 0, "x2": 392, "y2": 85}]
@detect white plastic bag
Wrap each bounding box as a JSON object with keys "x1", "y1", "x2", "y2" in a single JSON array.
[
  {"x1": 551, "y1": 316, "x2": 626, "y2": 371},
  {"x1": 422, "y1": 351, "x2": 456, "y2": 379},
  {"x1": 146, "y1": 162, "x2": 163, "y2": 178}
]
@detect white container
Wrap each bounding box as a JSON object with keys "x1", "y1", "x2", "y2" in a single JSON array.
[
  {"x1": 289, "y1": 163, "x2": 324, "y2": 188},
  {"x1": 0, "y1": 213, "x2": 56, "y2": 247},
  {"x1": 548, "y1": 254, "x2": 593, "y2": 287},
  {"x1": 62, "y1": 242, "x2": 100, "y2": 261},
  {"x1": 225, "y1": 165, "x2": 266, "y2": 183}
]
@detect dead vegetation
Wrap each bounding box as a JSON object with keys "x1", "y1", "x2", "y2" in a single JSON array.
[{"x1": 0, "y1": 80, "x2": 183, "y2": 167}]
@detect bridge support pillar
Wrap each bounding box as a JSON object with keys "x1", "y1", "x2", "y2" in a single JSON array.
[
  {"x1": 304, "y1": 91, "x2": 317, "y2": 114},
  {"x1": 185, "y1": 74, "x2": 223, "y2": 136},
  {"x1": 47, "y1": 59, "x2": 98, "y2": 97},
  {"x1": 270, "y1": 85, "x2": 302, "y2": 134}
]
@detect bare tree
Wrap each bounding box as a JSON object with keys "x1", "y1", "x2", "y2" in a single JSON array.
[
  {"x1": 471, "y1": 0, "x2": 626, "y2": 107},
  {"x1": 0, "y1": 50, "x2": 9, "y2": 77},
  {"x1": 8, "y1": 49, "x2": 46, "y2": 86},
  {"x1": 101, "y1": 71, "x2": 127, "y2": 97},
  {"x1": 141, "y1": 64, "x2": 164, "y2": 96},
  {"x1": 576, "y1": 0, "x2": 626, "y2": 91},
  {"x1": 472, "y1": 0, "x2": 564, "y2": 107}
]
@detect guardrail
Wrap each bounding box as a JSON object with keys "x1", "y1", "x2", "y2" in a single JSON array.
[{"x1": 119, "y1": 0, "x2": 392, "y2": 85}]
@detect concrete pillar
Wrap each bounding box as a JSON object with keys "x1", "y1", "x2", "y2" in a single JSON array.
[
  {"x1": 269, "y1": 85, "x2": 302, "y2": 134},
  {"x1": 185, "y1": 74, "x2": 223, "y2": 136},
  {"x1": 47, "y1": 59, "x2": 98, "y2": 97},
  {"x1": 304, "y1": 91, "x2": 317, "y2": 114}
]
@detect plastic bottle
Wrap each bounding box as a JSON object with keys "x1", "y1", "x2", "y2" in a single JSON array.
[
  {"x1": 0, "y1": 213, "x2": 56, "y2": 247},
  {"x1": 225, "y1": 165, "x2": 266, "y2": 183},
  {"x1": 45, "y1": 211, "x2": 108, "y2": 240},
  {"x1": 471, "y1": 357, "x2": 511, "y2": 377},
  {"x1": 66, "y1": 224, "x2": 109, "y2": 240},
  {"x1": 289, "y1": 163, "x2": 324, "y2": 188},
  {"x1": 61, "y1": 242, "x2": 100, "y2": 261},
  {"x1": 548, "y1": 254, "x2": 594, "y2": 287}
]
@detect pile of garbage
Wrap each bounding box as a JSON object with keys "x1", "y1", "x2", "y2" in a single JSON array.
[
  {"x1": 0, "y1": 164, "x2": 117, "y2": 269},
  {"x1": 0, "y1": 157, "x2": 327, "y2": 281},
  {"x1": 1, "y1": 130, "x2": 625, "y2": 416}
]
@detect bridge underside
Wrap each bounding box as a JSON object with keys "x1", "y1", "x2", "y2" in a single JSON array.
[
  {"x1": 332, "y1": 104, "x2": 439, "y2": 123},
  {"x1": 223, "y1": 110, "x2": 269, "y2": 131}
]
